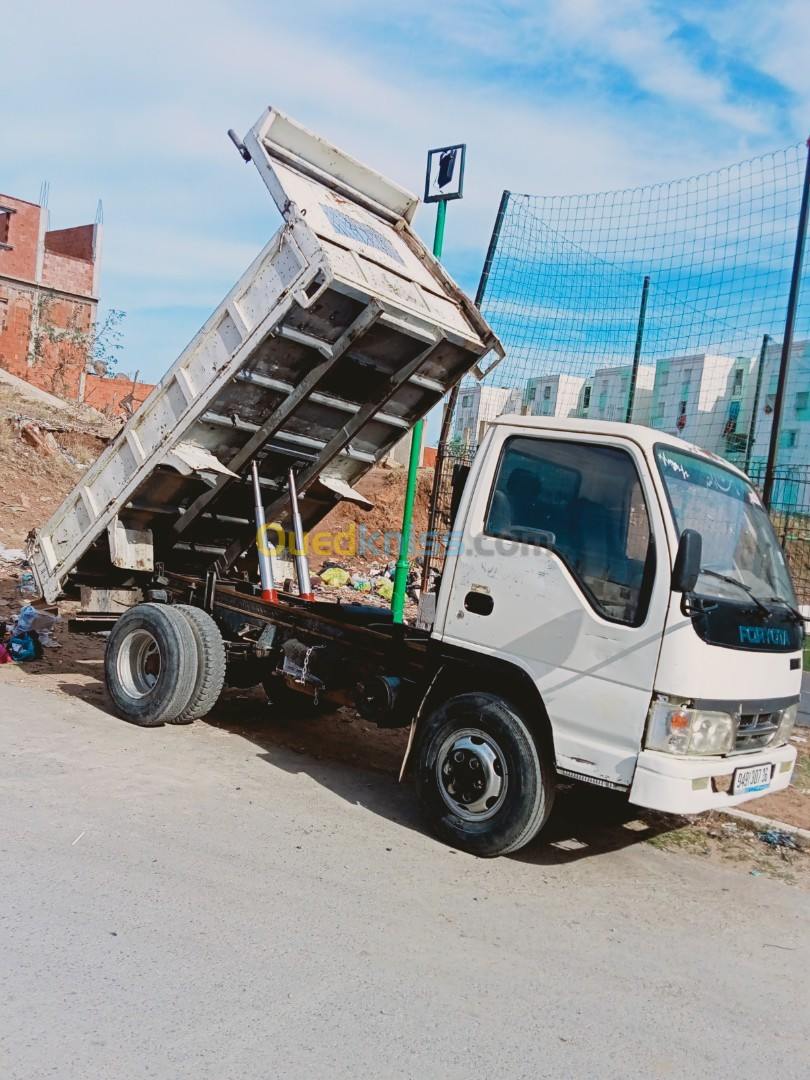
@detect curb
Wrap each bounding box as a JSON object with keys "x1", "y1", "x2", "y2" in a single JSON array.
[{"x1": 716, "y1": 806, "x2": 810, "y2": 843}]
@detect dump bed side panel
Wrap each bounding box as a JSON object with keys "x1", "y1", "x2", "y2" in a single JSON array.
[{"x1": 31, "y1": 109, "x2": 501, "y2": 603}]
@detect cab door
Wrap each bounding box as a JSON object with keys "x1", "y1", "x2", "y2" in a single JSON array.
[{"x1": 434, "y1": 426, "x2": 671, "y2": 787}]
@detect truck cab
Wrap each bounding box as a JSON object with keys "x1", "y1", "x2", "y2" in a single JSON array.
[{"x1": 429, "y1": 415, "x2": 800, "y2": 826}]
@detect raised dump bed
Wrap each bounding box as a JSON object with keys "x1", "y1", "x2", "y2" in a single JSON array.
[{"x1": 31, "y1": 108, "x2": 501, "y2": 603}]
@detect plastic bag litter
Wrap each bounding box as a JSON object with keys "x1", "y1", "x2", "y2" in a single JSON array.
[
  {"x1": 0, "y1": 642, "x2": 12, "y2": 664},
  {"x1": 6, "y1": 634, "x2": 36, "y2": 662},
  {"x1": 758, "y1": 829, "x2": 800, "y2": 850},
  {"x1": 15, "y1": 605, "x2": 58, "y2": 635},
  {"x1": 0, "y1": 545, "x2": 27, "y2": 563},
  {"x1": 375, "y1": 579, "x2": 394, "y2": 601},
  {"x1": 14, "y1": 606, "x2": 38, "y2": 632},
  {"x1": 320, "y1": 567, "x2": 351, "y2": 588},
  {"x1": 351, "y1": 574, "x2": 371, "y2": 592},
  {"x1": 18, "y1": 573, "x2": 38, "y2": 599}
]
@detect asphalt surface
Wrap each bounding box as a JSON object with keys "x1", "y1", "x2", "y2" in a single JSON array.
[{"x1": 1, "y1": 680, "x2": 808, "y2": 1080}]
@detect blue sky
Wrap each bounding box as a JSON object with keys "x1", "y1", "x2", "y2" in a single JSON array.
[{"x1": 4, "y1": 0, "x2": 809, "y2": 440}]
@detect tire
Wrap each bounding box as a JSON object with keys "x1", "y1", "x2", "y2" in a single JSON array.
[
  {"x1": 170, "y1": 606, "x2": 226, "y2": 724},
  {"x1": 104, "y1": 604, "x2": 198, "y2": 726},
  {"x1": 415, "y1": 691, "x2": 555, "y2": 857}
]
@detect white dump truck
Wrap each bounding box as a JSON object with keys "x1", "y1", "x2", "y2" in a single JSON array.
[{"x1": 30, "y1": 109, "x2": 802, "y2": 857}]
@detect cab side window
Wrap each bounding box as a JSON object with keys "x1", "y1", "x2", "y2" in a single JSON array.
[{"x1": 484, "y1": 436, "x2": 653, "y2": 625}]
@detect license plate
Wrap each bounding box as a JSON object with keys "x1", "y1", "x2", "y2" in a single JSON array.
[{"x1": 732, "y1": 763, "x2": 773, "y2": 796}]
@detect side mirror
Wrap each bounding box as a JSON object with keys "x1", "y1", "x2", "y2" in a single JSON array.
[{"x1": 672, "y1": 529, "x2": 702, "y2": 593}]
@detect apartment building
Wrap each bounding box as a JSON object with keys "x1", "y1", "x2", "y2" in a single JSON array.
[
  {"x1": 580, "y1": 363, "x2": 655, "y2": 423},
  {"x1": 523, "y1": 373, "x2": 585, "y2": 418},
  {"x1": 453, "y1": 384, "x2": 523, "y2": 446},
  {"x1": 747, "y1": 339, "x2": 810, "y2": 476},
  {"x1": 649, "y1": 352, "x2": 754, "y2": 458}
]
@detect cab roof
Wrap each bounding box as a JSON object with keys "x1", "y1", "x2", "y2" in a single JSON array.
[{"x1": 489, "y1": 414, "x2": 748, "y2": 479}]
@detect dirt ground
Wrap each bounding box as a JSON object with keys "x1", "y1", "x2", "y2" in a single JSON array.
[
  {"x1": 319, "y1": 462, "x2": 432, "y2": 542},
  {"x1": 0, "y1": 382, "x2": 113, "y2": 550}
]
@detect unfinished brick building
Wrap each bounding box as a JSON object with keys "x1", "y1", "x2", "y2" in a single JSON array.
[
  {"x1": 0, "y1": 193, "x2": 154, "y2": 415},
  {"x1": 0, "y1": 193, "x2": 103, "y2": 400}
]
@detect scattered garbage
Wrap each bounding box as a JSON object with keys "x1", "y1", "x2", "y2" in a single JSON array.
[
  {"x1": 0, "y1": 642, "x2": 12, "y2": 664},
  {"x1": 18, "y1": 573, "x2": 38, "y2": 598},
  {"x1": 310, "y1": 556, "x2": 422, "y2": 613},
  {"x1": 22, "y1": 608, "x2": 61, "y2": 649},
  {"x1": 321, "y1": 567, "x2": 351, "y2": 588},
  {"x1": 375, "y1": 579, "x2": 393, "y2": 602},
  {"x1": 15, "y1": 604, "x2": 58, "y2": 635},
  {"x1": 0, "y1": 603, "x2": 61, "y2": 662},
  {"x1": 5, "y1": 634, "x2": 37, "y2": 662},
  {"x1": 0, "y1": 544, "x2": 27, "y2": 564},
  {"x1": 758, "y1": 829, "x2": 800, "y2": 850}
]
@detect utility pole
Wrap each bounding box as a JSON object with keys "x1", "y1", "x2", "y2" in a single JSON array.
[
  {"x1": 392, "y1": 144, "x2": 465, "y2": 624},
  {"x1": 763, "y1": 137, "x2": 810, "y2": 509}
]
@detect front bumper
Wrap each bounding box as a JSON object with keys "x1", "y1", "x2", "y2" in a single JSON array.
[{"x1": 629, "y1": 743, "x2": 796, "y2": 815}]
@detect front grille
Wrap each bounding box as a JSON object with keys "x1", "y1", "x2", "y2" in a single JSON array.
[{"x1": 734, "y1": 711, "x2": 781, "y2": 752}]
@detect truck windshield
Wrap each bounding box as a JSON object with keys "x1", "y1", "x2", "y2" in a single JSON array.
[{"x1": 655, "y1": 446, "x2": 797, "y2": 607}]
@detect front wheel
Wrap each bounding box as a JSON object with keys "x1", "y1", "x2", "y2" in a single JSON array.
[{"x1": 415, "y1": 692, "x2": 555, "y2": 857}]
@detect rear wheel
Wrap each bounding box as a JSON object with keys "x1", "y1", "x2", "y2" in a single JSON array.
[
  {"x1": 415, "y1": 691, "x2": 555, "y2": 857},
  {"x1": 170, "y1": 606, "x2": 226, "y2": 723},
  {"x1": 104, "y1": 604, "x2": 197, "y2": 726}
]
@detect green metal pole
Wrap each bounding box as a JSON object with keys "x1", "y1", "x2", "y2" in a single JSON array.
[
  {"x1": 392, "y1": 200, "x2": 447, "y2": 623},
  {"x1": 432, "y1": 196, "x2": 447, "y2": 261},
  {"x1": 626, "y1": 274, "x2": 650, "y2": 423},
  {"x1": 744, "y1": 334, "x2": 770, "y2": 476}
]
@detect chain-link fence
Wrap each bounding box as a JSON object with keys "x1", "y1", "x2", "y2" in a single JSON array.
[
  {"x1": 426, "y1": 142, "x2": 810, "y2": 594},
  {"x1": 458, "y1": 145, "x2": 810, "y2": 468}
]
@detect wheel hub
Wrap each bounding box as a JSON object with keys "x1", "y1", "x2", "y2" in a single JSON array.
[
  {"x1": 437, "y1": 730, "x2": 507, "y2": 821},
  {"x1": 117, "y1": 629, "x2": 162, "y2": 698}
]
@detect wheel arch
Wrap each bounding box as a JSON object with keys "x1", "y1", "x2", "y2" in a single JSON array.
[{"x1": 401, "y1": 648, "x2": 556, "y2": 779}]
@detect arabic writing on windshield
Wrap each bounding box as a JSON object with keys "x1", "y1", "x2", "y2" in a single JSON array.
[{"x1": 656, "y1": 446, "x2": 795, "y2": 604}]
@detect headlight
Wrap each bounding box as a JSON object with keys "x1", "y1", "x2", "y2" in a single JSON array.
[
  {"x1": 774, "y1": 704, "x2": 797, "y2": 746},
  {"x1": 645, "y1": 700, "x2": 736, "y2": 755}
]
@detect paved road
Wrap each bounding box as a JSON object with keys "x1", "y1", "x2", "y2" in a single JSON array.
[{"x1": 1, "y1": 681, "x2": 808, "y2": 1080}]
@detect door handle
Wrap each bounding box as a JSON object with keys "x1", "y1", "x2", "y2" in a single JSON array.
[{"x1": 464, "y1": 591, "x2": 494, "y2": 616}]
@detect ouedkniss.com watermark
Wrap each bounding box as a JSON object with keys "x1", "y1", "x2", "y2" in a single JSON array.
[{"x1": 255, "y1": 522, "x2": 554, "y2": 559}]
